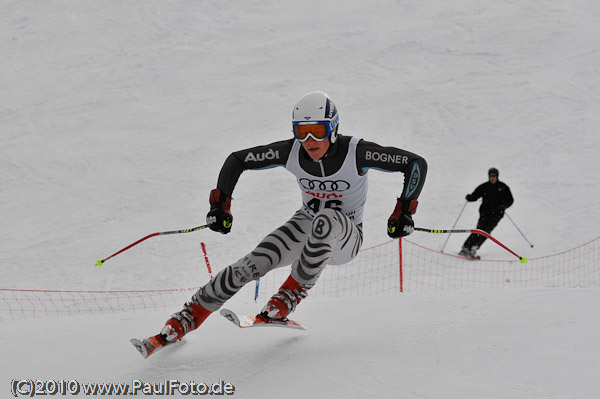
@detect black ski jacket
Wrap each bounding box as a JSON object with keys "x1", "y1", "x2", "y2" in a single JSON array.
[
  {"x1": 215, "y1": 134, "x2": 427, "y2": 203},
  {"x1": 467, "y1": 180, "x2": 514, "y2": 218}
]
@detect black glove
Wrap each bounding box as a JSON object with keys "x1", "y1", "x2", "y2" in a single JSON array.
[
  {"x1": 465, "y1": 194, "x2": 476, "y2": 202},
  {"x1": 387, "y1": 199, "x2": 417, "y2": 238},
  {"x1": 206, "y1": 188, "x2": 233, "y2": 234}
]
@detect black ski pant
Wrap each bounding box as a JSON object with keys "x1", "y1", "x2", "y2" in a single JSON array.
[{"x1": 462, "y1": 213, "x2": 503, "y2": 252}]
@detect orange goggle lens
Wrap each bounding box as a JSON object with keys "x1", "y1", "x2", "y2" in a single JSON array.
[{"x1": 293, "y1": 123, "x2": 330, "y2": 142}]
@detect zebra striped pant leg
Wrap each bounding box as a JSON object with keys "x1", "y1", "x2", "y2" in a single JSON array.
[
  {"x1": 193, "y1": 211, "x2": 311, "y2": 312},
  {"x1": 292, "y1": 208, "x2": 363, "y2": 287}
]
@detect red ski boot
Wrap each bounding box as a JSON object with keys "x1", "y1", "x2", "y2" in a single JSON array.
[
  {"x1": 256, "y1": 275, "x2": 309, "y2": 323},
  {"x1": 131, "y1": 301, "x2": 212, "y2": 359}
]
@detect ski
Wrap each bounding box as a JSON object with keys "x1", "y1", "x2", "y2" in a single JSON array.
[
  {"x1": 220, "y1": 308, "x2": 305, "y2": 330},
  {"x1": 130, "y1": 335, "x2": 185, "y2": 359}
]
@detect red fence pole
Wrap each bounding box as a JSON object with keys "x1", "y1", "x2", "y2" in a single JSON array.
[{"x1": 399, "y1": 238, "x2": 403, "y2": 293}]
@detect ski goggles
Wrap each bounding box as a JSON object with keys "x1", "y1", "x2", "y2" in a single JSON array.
[
  {"x1": 292, "y1": 115, "x2": 339, "y2": 142},
  {"x1": 293, "y1": 122, "x2": 331, "y2": 142}
]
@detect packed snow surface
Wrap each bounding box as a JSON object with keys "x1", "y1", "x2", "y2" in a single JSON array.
[{"x1": 1, "y1": 1, "x2": 599, "y2": 398}]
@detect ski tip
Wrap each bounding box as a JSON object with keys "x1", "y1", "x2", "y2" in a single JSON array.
[
  {"x1": 130, "y1": 338, "x2": 149, "y2": 359},
  {"x1": 220, "y1": 309, "x2": 241, "y2": 326}
]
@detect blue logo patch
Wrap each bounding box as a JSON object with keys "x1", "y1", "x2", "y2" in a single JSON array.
[{"x1": 405, "y1": 163, "x2": 421, "y2": 198}]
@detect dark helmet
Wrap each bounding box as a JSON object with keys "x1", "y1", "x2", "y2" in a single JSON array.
[{"x1": 488, "y1": 167, "x2": 499, "y2": 177}]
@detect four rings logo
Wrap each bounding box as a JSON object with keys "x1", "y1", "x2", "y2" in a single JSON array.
[{"x1": 299, "y1": 178, "x2": 350, "y2": 192}]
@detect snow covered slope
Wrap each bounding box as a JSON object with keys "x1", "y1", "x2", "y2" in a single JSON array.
[{"x1": 1, "y1": 1, "x2": 599, "y2": 398}]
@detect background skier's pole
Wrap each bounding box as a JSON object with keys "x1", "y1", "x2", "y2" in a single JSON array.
[
  {"x1": 505, "y1": 212, "x2": 534, "y2": 248},
  {"x1": 441, "y1": 200, "x2": 468, "y2": 253}
]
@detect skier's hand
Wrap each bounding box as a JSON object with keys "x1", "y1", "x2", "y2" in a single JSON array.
[
  {"x1": 388, "y1": 214, "x2": 414, "y2": 238},
  {"x1": 206, "y1": 188, "x2": 233, "y2": 234},
  {"x1": 387, "y1": 199, "x2": 417, "y2": 238},
  {"x1": 465, "y1": 194, "x2": 476, "y2": 202}
]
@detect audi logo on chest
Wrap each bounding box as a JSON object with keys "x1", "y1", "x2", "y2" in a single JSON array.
[{"x1": 299, "y1": 178, "x2": 351, "y2": 192}]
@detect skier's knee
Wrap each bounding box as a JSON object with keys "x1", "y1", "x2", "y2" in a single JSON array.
[{"x1": 311, "y1": 208, "x2": 342, "y2": 241}]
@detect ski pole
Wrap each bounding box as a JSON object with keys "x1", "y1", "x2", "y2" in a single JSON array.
[
  {"x1": 96, "y1": 224, "x2": 209, "y2": 267},
  {"x1": 415, "y1": 227, "x2": 527, "y2": 263},
  {"x1": 505, "y1": 212, "x2": 534, "y2": 248},
  {"x1": 440, "y1": 200, "x2": 468, "y2": 253}
]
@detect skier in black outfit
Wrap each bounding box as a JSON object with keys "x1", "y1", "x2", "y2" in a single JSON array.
[{"x1": 459, "y1": 168, "x2": 514, "y2": 259}]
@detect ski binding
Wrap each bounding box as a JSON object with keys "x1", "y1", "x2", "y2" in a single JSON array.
[{"x1": 220, "y1": 308, "x2": 305, "y2": 330}]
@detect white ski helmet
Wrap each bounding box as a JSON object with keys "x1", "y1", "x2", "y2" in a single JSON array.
[{"x1": 292, "y1": 91, "x2": 340, "y2": 143}]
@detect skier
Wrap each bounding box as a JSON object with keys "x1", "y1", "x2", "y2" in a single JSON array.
[
  {"x1": 459, "y1": 168, "x2": 514, "y2": 259},
  {"x1": 132, "y1": 91, "x2": 428, "y2": 358}
]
